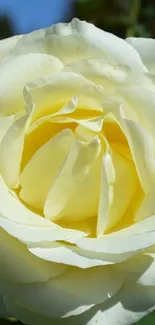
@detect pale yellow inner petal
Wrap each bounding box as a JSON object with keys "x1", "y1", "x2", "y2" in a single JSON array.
[
  {"x1": 1, "y1": 70, "x2": 146, "y2": 240},
  {"x1": 21, "y1": 120, "x2": 76, "y2": 170},
  {"x1": 105, "y1": 149, "x2": 138, "y2": 232},
  {"x1": 19, "y1": 129, "x2": 75, "y2": 210},
  {"x1": 44, "y1": 137, "x2": 101, "y2": 222},
  {"x1": 0, "y1": 115, "x2": 29, "y2": 188}
]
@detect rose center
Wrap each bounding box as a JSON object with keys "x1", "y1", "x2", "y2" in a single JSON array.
[{"x1": 16, "y1": 113, "x2": 141, "y2": 235}]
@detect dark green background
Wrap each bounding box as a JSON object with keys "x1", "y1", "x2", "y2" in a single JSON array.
[{"x1": 75, "y1": 0, "x2": 155, "y2": 38}]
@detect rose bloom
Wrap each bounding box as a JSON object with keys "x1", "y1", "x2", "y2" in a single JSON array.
[{"x1": 0, "y1": 18, "x2": 155, "y2": 325}]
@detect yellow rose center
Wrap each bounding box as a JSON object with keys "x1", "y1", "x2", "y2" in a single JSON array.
[{"x1": 13, "y1": 101, "x2": 142, "y2": 237}]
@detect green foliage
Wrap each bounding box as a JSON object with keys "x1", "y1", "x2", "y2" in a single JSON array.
[
  {"x1": 75, "y1": 0, "x2": 155, "y2": 38},
  {"x1": 136, "y1": 312, "x2": 155, "y2": 325}
]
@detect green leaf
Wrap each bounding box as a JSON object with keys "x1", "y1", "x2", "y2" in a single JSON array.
[{"x1": 135, "y1": 312, "x2": 155, "y2": 325}]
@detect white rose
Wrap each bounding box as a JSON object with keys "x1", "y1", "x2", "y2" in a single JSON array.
[
  {"x1": 0, "y1": 35, "x2": 22, "y2": 63},
  {"x1": 0, "y1": 19, "x2": 155, "y2": 325}
]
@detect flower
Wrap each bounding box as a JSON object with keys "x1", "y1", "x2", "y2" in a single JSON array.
[
  {"x1": 0, "y1": 18, "x2": 155, "y2": 325},
  {"x1": 0, "y1": 35, "x2": 22, "y2": 62}
]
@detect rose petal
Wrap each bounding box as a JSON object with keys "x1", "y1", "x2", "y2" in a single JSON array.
[
  {"x1": 0, "y1": 294, "x2": 11, "y2": 317},
  {"x1": 0, "y1": 53, "x2": 63, "y2": 116},
  {"x1": 12, "y1": 19, "x2": 146, "y2": 71},
  {"x1": 3, "y1": 282, "x2": 155, "y2": 325},
  {"x1": 116, "y1": 253, "x2": 155, "y2": 286},
  {"x1": 126, "y1": 38, "x2": 155, "y2": 73},
  {"x1": 0, "y1": 227, "x2": 66, "y2": 283},
  {"x1": 44, "y1": 137, "x2": 101, "y2": 222},
  {"x1": 0, "y1": 115, "x2": 28, "y2": 188},
  {"x1": 75, "y1": 215, "x2": 155, "y2": 254},
  {"x1": 26, "y1": 72, "x2": 104, "y2": 123},
  {"x1": 104, "y1": 104, "x2": 155, "y2": 193},
  {"x1": 0, "y1": 35, "x2": 21, "y2": 62},
  {"x1": 1, "y1": 266, "x2": 123, "y2": 318},
  {"x1": 0, "y1": 175, "x2": 87, "y2": 241},
  {"x1": 20, "y1": 129, "x2": 75, "y2": 209},
  {"x1": 135, "y1": 180, "x2": 155, "y2": 222},
  {"x1": 97, "y1": 148, "x2": 138, "y2": 235},
  {"x1": 28, "y1": 241, "x2": 138, "y2": 268},
  {"x1": 120, "y1": 86, "x2": 155, "y2": 141},
  {"x1": 0, "y1": 116, "x2": 14, "y2": 142}
]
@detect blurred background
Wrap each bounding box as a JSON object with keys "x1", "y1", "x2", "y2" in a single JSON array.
[
  {"x1": 0, "y1": 0, "x2": 155, "y2": 40},
  {"x1": 0, "y1": 0, "x2": 155, "y2": 324}
]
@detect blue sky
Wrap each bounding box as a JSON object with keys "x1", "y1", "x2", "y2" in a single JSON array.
[{"x1": 0, "y1": 0, "x2": 74, "y2": 34}]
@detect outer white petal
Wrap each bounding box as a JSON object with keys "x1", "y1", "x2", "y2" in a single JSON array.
[
  {"x1": 0, "y1": 35, "x2": 21, "y2": 62},
  {"x1": 3, "y1": 299, "x2": 53, "y2": 325},
  {"x1": 116, "y1": 253, "x2": 155, "y2": 286},
  {"x1": 1, "y1": 265, "x2": 123, "y2": 319},
  {"x1": 126, "y1": 38, "x2": 155, "y2": 73},
  {"x1": 75, "y1": 215, "x2": 155, "y2": 254},
  {"x1": 64, "y1": 59, "x2": 154, "y2": 127},
  {"x1": 0, "y1": 294, "x2": 11, "y2": 317},
  {"x1": 3, "y1": 282, "x2": 155, "y2": 325},
  {"x1": 28, "y1": 240, "x2": 138, "y2": 268},
  {"x1": 1, "y1": 229, "x2": 117, "y2": 320},
  {"x1": 0, "y1": 174, "x2": 139, "y2": 268},
  {"x1": 61, "y1": 282, "x2": 155, "y2": 325},
  {"x1": 65, "y1": 58, "x2": 152, "y2": 92},
  {"x1": 64, "y1": 58, "x2": 132, "y2": 86},
  {"x1": 0, "y1": 53, "x2": 63, "y2": 116},
  {"x1": 0, "y1": 227, "x2": 66, "y2": 284},
  {"x1": 66, "y1": 283, "x2": 155, "y2": 325},
  {"x1": 0, "y1": 175, "x2": 87, "y2": 242},
  {"x1": 12, "y1": 19, "x2": 146, "y2": 71},
  {"x1": 0, "y1": 215, "x2": 86, "y2": 244}
]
